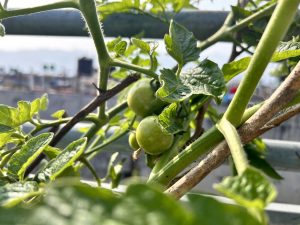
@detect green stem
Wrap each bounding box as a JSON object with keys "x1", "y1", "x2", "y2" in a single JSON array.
[
  {"x1": 30, "y1": 116, "x2": 99, "y2": 135},
  {"x1": 98, "y1": 65, "x2": 111, "y2": 119},
  {"x1": 84, "y1": 129, "x2": 129, "y2": 156},
  {"x1": 148, "y1": 103, "x2": 262, "y2": 186},
  {"x1": 79, "y1": 0, "x2": 110, "y2": 65},
  {"x1": 198, "y1": 2, "x2": 276, "y2": 50},
  {"x1": 111, "y1": 59, "x2": 158, "y2": 80},
  {"x1": 224, "y1": 0, "x2": 300, "y2": 126},
  {"x1": 216, "y1": 119, "x2": 248, "y2": 175},
  {"x1": 80, "y1": 157, "x2": 101, "y2": 187},
  {"x1": 84, "y1": 101, "x2": 128, "y2": 141},
  {"x1": 0, "y1": 0, "x2": 79, "y2": 19},
  {"x1": 79, "y1": 0, "x2": 113, "y2": 141}
]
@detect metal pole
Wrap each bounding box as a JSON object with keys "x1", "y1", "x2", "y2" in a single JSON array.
[{"x1": 2, "y1": 10, "x2": 228, "y2": 40}]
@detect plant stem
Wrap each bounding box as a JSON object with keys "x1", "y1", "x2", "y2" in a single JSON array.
[
  {"x1": 80, "y1": 157, "x2": 101, "y2": 187},
  {"x1": 84, "y1": 101, "x2": 128, "y2": 141},
  {"x1": 224, "y1": 0, "x2": 300, "y2": 126},
  {"x1": 79, "y1": 0, "x2": 112, "y2": 120},
  {"x1": 0, "y1": 1, "x2": 79, "y2": 19},
  {"x1": 79, "y1": 0, "x2": 110, "y2": 65},
  {"x1": 216, "y1": 119, "x2": 248, "y2": 175},
  {"x1": 198, "y1": 3, "x2": 276, "y2": 50},
  {"x1": 111, "y1": 59, "x2": 158, "y2": 80}
]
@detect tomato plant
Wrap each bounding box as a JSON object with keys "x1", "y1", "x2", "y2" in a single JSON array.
[{"x1": 0, "y1": 0, "x2": 300, "y2": 224}]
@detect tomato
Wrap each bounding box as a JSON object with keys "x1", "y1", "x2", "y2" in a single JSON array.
[
  {"x1": 128, "y1": 132, "x2": 140, "y2": 150},
  {"x1": 136, "y1": 116, "x2": 174, "y2": 155},
  {"x1": 127, "y1": 79, "x2": 165, "y2": 117}
]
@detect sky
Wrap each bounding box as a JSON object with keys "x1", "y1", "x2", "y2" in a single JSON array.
[{"x1": 0, "y1": 0, "x2": 279, "y2": 85}]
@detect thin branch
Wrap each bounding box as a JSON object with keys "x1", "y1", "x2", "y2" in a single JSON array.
[
  {"x1": 80, "y1": 157, "x2": 101, "y2": 186},
  {"x1": 199, "y1": 2, "x2": 276, "y2": 50},
  {"x1": 111, "y1": 59, "x2": 159, "y2": 80},
  {"x1": 0, "y1": 1, "x2": 79, "y2": 19},
  {"x1": 50, "y1": 74, "x2": 140, "y2": 147},
  {"x1": 166, "y1": 61, "x2": 300, "y2": 198}
]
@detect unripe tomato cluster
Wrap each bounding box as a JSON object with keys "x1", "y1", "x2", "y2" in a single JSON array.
[{"x1": 127, "y1": 79, "x2": 174, "y2": 156}]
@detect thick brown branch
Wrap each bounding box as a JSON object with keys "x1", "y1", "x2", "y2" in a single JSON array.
[
  {"x1": 166, "y1": 104, "x2": 300, "y2": 199},
  {"x1": 166, "y1": 61, "x2": 300, "y2": 199},
  {"x1": 50, "y1": 74, "x2": 140, "y2": 146},
  {"x1": 242, "y1": 61, "x2": 300, "y2": 133}
]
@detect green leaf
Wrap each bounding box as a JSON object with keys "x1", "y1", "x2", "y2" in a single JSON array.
[
  {"x1": 0, "y1": 23, "x2": 5, "y2": 37},
  {"x1": 7, "y1": 133, "x2": 53, "y2": 180},
  {"x1": 0, "y1": 124, "x2": 13, "y2": 133},
  {"x1": 223, "y1": 40, "x2": 300, "y2": 81},
  {"x1": 113, "y1": 183, "x2": 194, "y2": 225},
  {"x1": 158, "y1": 103, "x2": 184, "y2": 134},
  {"x1": 37, "y1": 138, "x2": 87, "y2": 182},
  {"x1": 105, "y1": 152, "x2": 126, "y2": 188},
  {"x1": 0, "y1": 133, "x2": 13, "y2": 148},
  {"x1": 39, "y1": 94, "x2": 48, "y2": 111},
  {"x1": 214, "y1": 167, "x2": 277, "y2": 210},
  {"x1": 0, "y1": 180, "x2": 118, "y2": 225},
  {"x1": 245, "y1": 143, "x2": 283, "y2": 180},
  {"x1": 188, "y1": 194, "x2": 263, "y2": 225},
  {"x1": 17, "y1": 101, "x2": 31, "y2": 124},
  {"x1": 98, "y1": 0, "x2": 141, "y2": 20},
  {"x1": 30, "y1": 94, "x2": 49, "y2": 117},
  {"x1": 106, "y1": 36, "x2": 122, "y2": 52},
  {"x1": 0, "y1": 181, "x2": 39, "y2": 207},
  {"x1": 114, "y1": 40, "x2": 127, "y2": 56},
  {"x1": 222, "y1": 57, "x2": 251, "y2": 82},
  {"x1": 43, "y1": 146, "x2": 60, "y2": 159},
  {"x1": 51, "y1": 109, "x2": 65, "y2": 120},
  {"x1": 272, "y1": 40, "x2": 300, "y2": 61},
  {"x1": 157, "y1": 60, "x2": 226, "y2": 103},
  {"x1": 164, "y1": 20, "x2": 200, "y2": 66},
  {"x1": 131, "y1": 38, "x2": 150, "y2": 54},
  {"x1": 0, "y1": 105, "x2": 19, "y2": 127}
]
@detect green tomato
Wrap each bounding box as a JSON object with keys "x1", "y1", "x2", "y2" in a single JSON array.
[
  {"x1": 136, "y1": 116, "x2": 174, "y2": 155},
  {"x1": 128, "y1": 132, "x2": 140, "y2": 150},
  {"x1": 127, "y1": 79, "x2": 165, "y2": 117}
]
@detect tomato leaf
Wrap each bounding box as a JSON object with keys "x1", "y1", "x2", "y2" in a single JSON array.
[
  {"x1": 214, "y1": 167, "x2": 277, "y2": 210},
  {"x1": 157, "y1": 59, "x2": 226, "y2": 103},
  {"x1": 131, "y1": 38, "x2": 150, "y2": 54},
  {"x1": 0, "y1": 105, "x2": 19, "y2": 127},
  {"x1": 7, "y1": 133, "x2": 54, "y2": 180},
  {"x1": 158, "y1": 103, "x2": 185, "y2": 134},
  {"x1": 0, "y1": 124, "x2": 14, "y2": 133},
  {"x1": 51, "y1": 109, "x2": 65, "y2": 120},
  {"x1": 106, "y1": 152, "x2": 125, "y2": 188},
  {"x1": 17, "y1": 101, "x2": 32, "y2": 125},
  {"x1": 164, "y1": 20, "x2": 200, "y2": 66},
  {"x1": 98, "y1": 0, "x2": 141, "y2": 20},
  {"x1": 245, "y1": 142, "x2": 283, "y2": 180},
  {"x1": 188, "y1": 194, "x2": 263, "y2": 225},
  {"x1": 223, "y1": 40, "x2": 300, "y2": 81},
  {"x1": 37, "y1": 138, "x2": 87, "y2": 182},
  {"x1": 114, "y1": 40, "x2": 127, "y2": 56},
  {"x1": 114, "y1": 183, "x2": 194, "y2": 225},
  {"x1": 0, "y1": 181, "x2": 39, "y2": 207}
]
